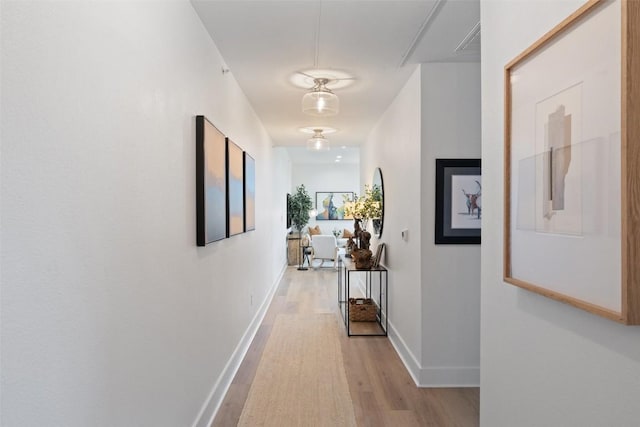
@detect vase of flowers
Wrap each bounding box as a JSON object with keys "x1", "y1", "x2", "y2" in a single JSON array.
[{"x1": 344, "y1": 185, "x2": 382, "y2": 233}]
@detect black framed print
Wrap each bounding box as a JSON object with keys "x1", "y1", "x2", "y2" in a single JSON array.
[
  {"x1": 435, "y1": 159, "x2": 481, "y2": 244},
  {"x1": 195, "y1": 115, "x2": 227, "y2": 246}
]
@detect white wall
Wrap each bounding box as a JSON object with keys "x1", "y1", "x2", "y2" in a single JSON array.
[
  {"x1": 273, "y1": 147, "x2": 293, "y2": 262},
  {"x1": 481, "y1": 1, "x2": 640, "y2": 425},
  {"x1": 362, "y1": 63, "x2": 481, "y2": 387},
  {"x1": 1, "y1": 2, "x2": 289, "y2": 427},
  {"x1": 362, "y1": 66, "x2": 424, "y2": 377},
  {"x1": 291, "y1": 162, "x2": 359, "y2": 235},
  {"x1": 420, "y1": 63, "x2": 481, "y2": 386}
]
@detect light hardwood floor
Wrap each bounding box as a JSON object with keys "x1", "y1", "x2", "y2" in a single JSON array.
[{"x1": 212, "y1": 267, "x2": 479, "y2": 427}]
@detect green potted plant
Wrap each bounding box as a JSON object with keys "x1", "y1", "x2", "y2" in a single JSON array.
[{"x1": 288, "y1": 184, "x2": 313, "y2": 236}]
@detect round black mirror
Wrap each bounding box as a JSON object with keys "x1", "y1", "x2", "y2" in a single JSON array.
[{"x1": 372, "y1": 168, "x2": 384, "y2": 238}]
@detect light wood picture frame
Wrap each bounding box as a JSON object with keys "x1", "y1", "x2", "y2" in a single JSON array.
[{"x1": 504, "y1": 0, "x2": 640, "y2": 324}]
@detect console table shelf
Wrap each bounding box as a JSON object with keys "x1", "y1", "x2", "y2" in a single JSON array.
[{"x1": 337, "y1": 254, "x2": 388, "y2": 337}]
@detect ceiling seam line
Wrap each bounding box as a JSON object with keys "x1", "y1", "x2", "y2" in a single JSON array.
[
  {"x1": 398, "y1": 0, "x2": 447, "y2": 68},
  {"x1": 314, "y1": 0, "x2": 323, "y2": 68},
  {"x1": 455, "y1": 21, "x2": 481, "y2": 53}
]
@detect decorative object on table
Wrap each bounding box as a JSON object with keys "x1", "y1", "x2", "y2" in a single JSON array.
[
  {"x1": 372, "y1": 243, "x2": 386, "y2": 269},
  {"x1": 332, "y1": 228, "x2": 341, "y2": 238},
  {"x1": 348, "y1": 298, "x2": 378, "y2": 322},
  {"x1": 288, "y1": 184, "x2": 313, "y2": 236},
  {"x1": 372, "y1": 168, "x2": 384, "y2": 238},
  {"x1": 353, "y1": 218, "x2": 362, "y2": 235},
  {"x1": 352, "y1": 248, "x2": 373, "y2": 270},
  {"x1": 349, "y1": 218, "x2": 369, "y2": 250},
  {"x1": 195, "y1": 115, "x2": 227, "y2": 246},
  {"x1": 227, "y1": 138, "x2": 245, "y2": 237},
  {"x1": 504, "y1": 0, "x2": 640, "y2": 324},
  {"x1": 345, "y1": 236, "x2": 356, "y2": 257},
  {"x1": 244, "y1": 152, "x2": 256, "y2": 232},
  {"x1": 435, "y1": 158, "x2": 481, "y2": 245},
  {"x1": 359, "y1": 231, "x2": 371, "y2": 250},
  {"x1": 315, "y1": 191, "x2": 354, "y2": 220}
]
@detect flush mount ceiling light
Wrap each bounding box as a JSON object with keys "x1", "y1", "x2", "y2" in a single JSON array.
[
  {"x1": 302, "y1": 78, "x2": 339, "y2": 117},
  {"x1": 300, "y1": 126, "x2": 336, "y2": 151},
  {"x1": 306, "y1": 128, "x2": 330, "y2": 151},
  {"x1": 291, "y1": 69, "x2": 354, "y2": 90},
  {"x1": 299, "y1": 126, "x2": 337, "y2": 135},
  {"x1": 291, "y1": 0, "x2": 354, "y2": 117},
  {"x1": 293, "y1": 70, "x2": 354, "y2": 117}
]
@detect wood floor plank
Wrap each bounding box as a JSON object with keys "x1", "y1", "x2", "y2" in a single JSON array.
[
  {"x1": 211, "y1": 384, "x2": 249, "y2": 427},
  {"x1": 381, "y1": 410, "x2": 422, "y2": 426},
  {"x1": 210, "y1": 267, "x2": 479, "y2": 427}
]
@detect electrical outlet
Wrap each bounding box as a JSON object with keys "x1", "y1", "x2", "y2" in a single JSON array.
[{"x1": 401, "y1": 229, "x2": 409, "y2": 241}]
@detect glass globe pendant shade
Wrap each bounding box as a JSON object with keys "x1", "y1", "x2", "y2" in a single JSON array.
[
  {"x1": 307, "y1": 136, "x2": 330, "y2": 151},
  {"x1": 302, "y1": 78, "x2": 339, "y2": 116},
  {"x1": 306, "y1": 129, "x2": 330, "y2": 151}
]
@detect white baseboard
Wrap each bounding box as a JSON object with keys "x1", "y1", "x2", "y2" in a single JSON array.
[
  {"x1": 191, "y1": 261, "x2": 287, "y2": 427},
  {"x1": 388, "y1": 320, "x2": 479, "y2": 388},
  {"x1": 419, "y1": 366, "x2": 480, "y2": 387},
  {"x1": 387, "y1": 320, "x2": 422, "y2": 386}
]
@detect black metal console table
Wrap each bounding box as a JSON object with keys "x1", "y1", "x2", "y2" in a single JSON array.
[{"x1": 337, "y1": 254, "x2": 388, "y2": 337}]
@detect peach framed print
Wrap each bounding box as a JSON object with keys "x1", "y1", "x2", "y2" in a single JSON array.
[
  {"x1": 196, "y1": 115, "x2": 227, "y2": 246},
  {"x1": 244, "y1": 152, "x2": 256, "y2": 232}
]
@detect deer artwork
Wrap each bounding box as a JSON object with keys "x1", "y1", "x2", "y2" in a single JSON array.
[{"x1": 462, "y1": 180, "x2": 482, "y2": 219}]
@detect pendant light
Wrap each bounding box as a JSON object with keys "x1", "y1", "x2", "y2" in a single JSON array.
[
  {"x1": 302, "y1": 78, "x2": 339, "y2": 117},
  {"x1": 306, "y1": 129, "x2": 330, "y2": 151}
]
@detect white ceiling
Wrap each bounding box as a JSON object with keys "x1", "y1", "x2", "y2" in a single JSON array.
[
  {"x1": 191, "y1": 0, "x2": 480, "y2": 156},
  {"x1": 286, "y1": 146, "x2": 360, "y2": 165}
]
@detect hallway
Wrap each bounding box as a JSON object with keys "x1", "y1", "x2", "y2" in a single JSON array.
[{"x1": 213, "y1": 267, "x2": 479, "y2": 427}]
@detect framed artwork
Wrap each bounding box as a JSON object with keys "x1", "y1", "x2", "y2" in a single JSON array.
[
  {"x1": 373, "y1": 243, "x2": 386, "y2": 268},
  {"x1": 226, "y1": 138, "x2": 245, "y2": 237},
  {"x1": 435, "y1": 159, "x2": 481, "y2": 244},
  {"x1": 286, "y1": 193, "x2": 292, "y2": 229},
  {"x1": 504, "y1": 0, "x2": 640, "y2": 324},
  {"x1": 244, "y1": 152, "x2": 256, "y2": 232},
  {"x1": 315, "y1": 192, "x2": 354, "y2": 220},
  {"x1": 195, "y1": 115, "x2": 227, "y2": 246}
]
